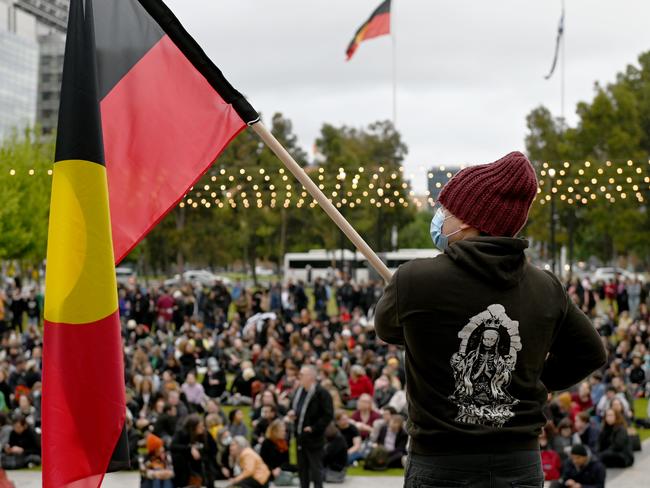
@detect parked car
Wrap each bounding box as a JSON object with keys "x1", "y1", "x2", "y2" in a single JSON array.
[
  {"x1": 163, "y1": 270, "x2": 231, "y2": 287},
  {"x1": 115, "y1": 266, "x2": 137, "y2": 285},
  {"x1": 592, "y1": 267, "x2": 639, "y2": 283}
]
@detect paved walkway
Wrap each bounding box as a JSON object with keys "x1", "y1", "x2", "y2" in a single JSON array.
[{"x1": 7, "y1": 442, "x2": 650, "y2": 488}]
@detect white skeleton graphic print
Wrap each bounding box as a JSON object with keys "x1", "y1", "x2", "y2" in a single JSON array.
[{"x1": 449, "y1": 304, "x2": 522, "y2": 428}]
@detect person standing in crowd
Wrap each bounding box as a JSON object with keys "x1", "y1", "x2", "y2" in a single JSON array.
[
  {"x1": 375, "y1": 152, "x2": 607, "y2": 486},
  {"x1": 289, "y1": 365, "x2": 333, "y2": 488},
  {"x1": 227, "y1": 436, "x2": 271, "y2": 488}
]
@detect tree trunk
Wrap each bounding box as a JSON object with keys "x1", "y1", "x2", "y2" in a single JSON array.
[
  {"x1": 279, "y1": 208, "x2": 287, "y2": 277},
  {"x1": 176, "y1": 206, "x2": 186, "y2": 276}
]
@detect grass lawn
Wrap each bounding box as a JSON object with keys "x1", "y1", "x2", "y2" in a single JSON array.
[{"x1": 634, "y1": 398, "x2": 650, "y2": 441}]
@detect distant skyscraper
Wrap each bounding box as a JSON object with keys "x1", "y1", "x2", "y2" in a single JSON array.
[
  {"x1": 427, "y1": 165, "x2": 462, "y2": 203},
  {"x1": 0, "y1": 0, "x2": 39, "y2": 140},
  {"x1": 15, "y1": 0, "x2": 68, "y2": 32},
  {"x1": 37, "y1": 31, "x2": 64, "y2": 134}
]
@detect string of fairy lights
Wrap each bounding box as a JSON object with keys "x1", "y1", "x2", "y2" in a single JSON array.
[
  {"x1": 178, "y1": 165, "x2": 415, "y2": 211},
  {"x1": 5, "y1": 159, "x2": 650, "y2": 210},
  {"x1": 536, "y1": 160, "x2": 650, "y2": 206}
]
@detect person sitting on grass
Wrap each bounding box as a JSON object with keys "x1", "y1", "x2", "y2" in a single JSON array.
[
  {"x1": 350, "y1": 393, "x2": 381, "y2": 441},
  {"x1": 551, "y1": 444, "x2": 605, "y2": 488},
  {"x1": 597, "y1": 408, "x2": 634, "y2": 468},
  {"x1": 227, "y1": 436, "x2": 271, "y2": 488},
  {"x1": 140, "y1": 434, "x2": 174, "y2": 488},
  {"x1": 347, "y1": 365, "x2": 373, "y2": 409},
  {"x1": 181, "y1": 371, "x2": 207, "y2": 413},
  {"x1": 228, "y1": 408, "x2": 249, "y2": 438},
  {"x1": 253, "y1": 405, "x2": 278, "y2": 448},
  {"x1": 572, "y1": 411, "x2": 599, "y2": 454},
  {"x1": 539, "y1": 426, "x2": 561, "y2": 482},
  {"x1": 323, "y1": 422, "x2": 348, "y2": 483},
  {"x1": 552, "y1": 418, "x2": 575, "y2": 461},
  {"x1": 1, "y1": 415, "x2": 40, "y2": 469},
  {"x1": 259, "y1": 419, "x2": 296, "y2": 486},
  {"x1": 373, "y1": 414, "x2": 408, "y2": 468},
  {"x1": 334, "y1": 410, "x2": 363, "y2": 466}
]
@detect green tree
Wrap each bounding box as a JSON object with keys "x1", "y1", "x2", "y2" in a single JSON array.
[
  {"x1": 524, "y1": 51, "x2": 650, "y2": 265},
  {"x1": 0, "y1": 129, "x2": 54, "y2": 264}
]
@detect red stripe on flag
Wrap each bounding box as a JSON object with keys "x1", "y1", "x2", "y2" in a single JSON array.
[
  {"x1": 43, "y1": 310, "x2": 125, "y2": 488},
  {"x1": 363, "y1": 12, "x2": 390, "y2": 40},
  {"x1": 100, "y1": 35, "x2": 247, "y2": 263}
]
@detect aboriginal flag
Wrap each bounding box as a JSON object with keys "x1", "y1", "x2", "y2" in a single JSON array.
[
  {"x1": 346, "y1": 0, "x2": 391, "y2": 60},
  {"x1": 43, "y1": 0, "x2": 257, "y2": 487}
]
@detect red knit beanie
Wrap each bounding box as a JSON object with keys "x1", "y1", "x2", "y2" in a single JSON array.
[{"x1": 438, "y1": 151, "x2": 538, "y2": 237}]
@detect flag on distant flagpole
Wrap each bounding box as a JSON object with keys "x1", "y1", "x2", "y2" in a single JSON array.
[
  {"x1": 346, "y1": 0, "x2": 392, "y2": 60},
  {"x1": 544, "y1": 7, "x2": 565, "y2": 79},
  {"x1": 43, "y1": 0, "x2": 257, "y2": 486}
]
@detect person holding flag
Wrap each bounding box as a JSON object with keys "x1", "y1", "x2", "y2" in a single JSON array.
[{"x1": 375, "y1": 152, "x2": 607, "y2": 487}]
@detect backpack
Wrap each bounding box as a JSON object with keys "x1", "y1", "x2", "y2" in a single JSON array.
[{"x1": 363, "y1": 445, "x2": 390, "y2": 471}]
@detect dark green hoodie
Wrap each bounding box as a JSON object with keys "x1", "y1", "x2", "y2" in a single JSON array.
[{"x1": 375, "y1": 237, "x2": 606, "y2": 455}]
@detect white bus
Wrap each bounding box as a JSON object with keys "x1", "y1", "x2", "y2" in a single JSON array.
[{"x1": 283, "y1": 248, "x2": 441, "y2": 283}]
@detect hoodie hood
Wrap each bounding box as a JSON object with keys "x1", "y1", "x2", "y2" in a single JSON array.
[{"x1": 445, "y1": 236, "x2": 528, "y2": 288}]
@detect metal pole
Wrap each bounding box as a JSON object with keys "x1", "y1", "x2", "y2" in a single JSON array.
[
  {"x1": 550, "y1": 191, "x2": 556, "y2": 274},
  {"x1": 391, "y1": 0, "x2": 397, "y2": 126},
  {"x1": 560, "y1": 0, "x2": 566, "y2": 127}
]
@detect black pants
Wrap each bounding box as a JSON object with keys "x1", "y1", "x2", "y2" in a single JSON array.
[
  {"x1": 297, "y1": 443, "x2": 324, "y2": 488},
  {"x1": 236, "y1": 476, "x2": 268, "y2": 488},
  {"x1": 405, "y1": 450, "x2": 543, "y2": 488},
  {"x1": 599, "y1": 450, "x2": 632, "y2": 468}
]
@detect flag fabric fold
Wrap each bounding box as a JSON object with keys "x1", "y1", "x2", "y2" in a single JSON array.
[
  {"x1": 94, "y1": 0, "x2": 258, "y2": 263},
  {"x1": 44, "y1": 0, "x2": 257, "y2": 486},
  {"x1": 346, "y1": 0, "x2": 391, "y2": 60},
  {"x1": 43, "y1": 1, "x2": 127, "y2": 487}
]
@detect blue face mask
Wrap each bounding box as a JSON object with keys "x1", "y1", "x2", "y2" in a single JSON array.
[{"x1": 430, "y1": 208, "x2": 461, "y2": 251}]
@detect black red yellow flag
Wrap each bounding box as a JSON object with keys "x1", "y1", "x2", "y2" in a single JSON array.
[
  {"x1": 346, "y1": 0, "x2": 392, "y2": 60},
  {"x1": 43, "y1": 0, "x2": 257, "y2": 486}
]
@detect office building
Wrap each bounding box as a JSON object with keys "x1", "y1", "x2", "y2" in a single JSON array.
[
  {"x1": 0, "y1": 0, "x2": 39, "y2": 141},
  {"x1": 15, "y1": 0, "x2": 68, "y2": 32},
  {"x1": 36, "y1": 31, "x2": 64, "y2": 134}
]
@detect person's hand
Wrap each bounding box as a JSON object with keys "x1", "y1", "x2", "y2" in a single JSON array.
[
  {"x1": 273, "y1": 467, "x2": 282, "y2": 478},
  {"x1": 304, "y1": 426, "x2": 312, "y2": 433},
  {"x1": 287, "y1": 410, "x2": 296, "y2": 420},
  {"x1": 11, "y1": 446, "x2": 24, "y2": 455},
  {"x1": 222, "y1": 467, "x2": 231, "y2": 478},
  {"x1": 565, "y1": 480, "x2": 577, "y2": 487},
  {"x1": 191, "y1": 446, "x2": 201, "y2": 460}
]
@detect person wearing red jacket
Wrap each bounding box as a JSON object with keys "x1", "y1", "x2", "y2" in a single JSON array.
[
  {"x1": 540, "y1": 428, "x2": 561, "y2": 481},
  {"x1": 348, "y1": 365, "x2": 373, "y2": 408}
]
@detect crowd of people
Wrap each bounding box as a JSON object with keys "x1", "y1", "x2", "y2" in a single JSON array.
[
  {"x1": 542, "y1": 276, "x2": 649, "y2": 488},
  {"x1": 0, "y1": 271, "x2": 648, "y2": 487}
]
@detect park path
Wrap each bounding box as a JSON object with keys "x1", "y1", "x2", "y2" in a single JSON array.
[{"x1": 7, "y1": 442, "x2": 650, "y2": 488}]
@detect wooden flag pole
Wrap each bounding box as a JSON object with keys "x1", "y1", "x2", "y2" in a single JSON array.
[{"x1": 251, "y1": 122, "x2": 392, "y2": 283}]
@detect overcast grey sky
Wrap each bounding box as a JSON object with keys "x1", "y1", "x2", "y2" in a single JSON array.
[{"x1": 165, "y1": 0, "x2": 650, "y2": 192}]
